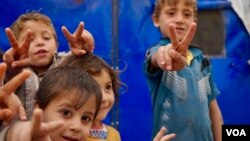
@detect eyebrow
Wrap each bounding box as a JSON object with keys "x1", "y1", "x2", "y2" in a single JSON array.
[{"x1": 59, "y1": 102, "x2": 95, "y2": 116}]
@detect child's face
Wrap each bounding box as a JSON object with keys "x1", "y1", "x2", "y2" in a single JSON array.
[
  {"x1": 42, "y1": 91, "x2": 97, "y2": 141},
  {"x1": 18, "y1": 20, "x2": 57, "y2": 68},
  {"x1": 92, "y1": 69, "x2": 114, "y2": 121},
  {"x1": 153, "y1": 0, "x2": 196, "y2": 41}
]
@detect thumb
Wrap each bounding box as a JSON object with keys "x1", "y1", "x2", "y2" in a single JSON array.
[
  {"x1": 12, "y1": 58, "x2": 30, "y2": 68},
  {"x1": 0, "y1": 109, "x2": 13, "y2": 125}
]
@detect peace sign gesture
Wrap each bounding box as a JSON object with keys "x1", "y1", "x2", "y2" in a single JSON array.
[
  {"x1": 153, "y1": 127, "x2": 176, "y2": 141},
  {"x1": 151, "y1": 22, "x2": 197, "y2": 71},
  {"x1": 6, "y1": 108, "x2": 63, "y2": 141},
  {"x1": 3, "y1": 28, "x2": 32, "y2": 68},
  {"x1": 61, "y1": 21, "x2": 95, "y2": 56},
  {"x1": 0, "y1": 63, "x2": 31, "y2": 125}
]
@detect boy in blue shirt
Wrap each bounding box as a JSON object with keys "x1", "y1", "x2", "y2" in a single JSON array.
[{"x1": 144, "y1": 0, "x2": 223, "y2": 141}]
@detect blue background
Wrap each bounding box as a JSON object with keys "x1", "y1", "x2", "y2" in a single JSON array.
[{"x1": 0, "y1": 0, "x2": 249, "y2": 140}]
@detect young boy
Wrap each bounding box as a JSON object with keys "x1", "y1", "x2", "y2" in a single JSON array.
[
  {"x1": 59, "y1": 53, "x2": 122, "y2": 141},
  {"x1": 144, "y1": 0, "x2": 223, "y2": 141},
  {"x1": 4, "y1": 66, "x2": 103, "y2": 141},
  {"x1": 61, "y1": 53, "x2": 176, "y2": 141},
  {"x1": 3, "y1": 11, "x2": 94, "y2": 119}
]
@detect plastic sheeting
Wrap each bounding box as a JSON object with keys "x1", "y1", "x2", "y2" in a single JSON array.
[
  {"x1": 0, "y1": 0, "x2": 250, "y2": 141},
  {"x1": 231, "y1": 0, "x2": 250, "y2": 35}
]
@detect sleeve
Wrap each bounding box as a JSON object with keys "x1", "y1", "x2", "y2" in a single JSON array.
[
  {"x1": 0, "y1": 126, "x2": 9, "y2": 141},
  {"x1": 144, "y1": 46, "x2": 162, "y2": 77}
]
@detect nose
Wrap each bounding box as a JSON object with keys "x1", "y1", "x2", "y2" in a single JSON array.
[
  {"x1": 101, "y1": 90, "x2": 108, "y2": 103},
  {"x1": 34, "y1": 37, "x2": 45, "y2": 47},
  {"x1": 69, "y1": 118, "x2": 82, "y2": 133},
  {"x1": 174, "y1": 13, "x2": 184, "y2": 24}
]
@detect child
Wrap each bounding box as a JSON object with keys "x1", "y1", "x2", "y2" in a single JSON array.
[
  {"x1": 58, "y1": 53, "x2": 177, "y2": 141},
  {"x1": 3, "y1": 11, "x2": 94, "y2": 119},
  {"x1": 60, "y1": 53, "x2": 122, "y2": 141},
  {"x1": 4, "y1": 66, "x2": 103, "y2": 141},
  {"x1": 144, "y1": 0, "x2": 223, "y2": 141}
]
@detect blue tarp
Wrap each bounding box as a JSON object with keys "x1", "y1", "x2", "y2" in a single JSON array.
[{"x1": 0, "y1": 0, "x2": 249, "y2": 140}]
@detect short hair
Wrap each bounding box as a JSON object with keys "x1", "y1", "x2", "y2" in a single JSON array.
[
  {"x1": 10, "y1": 11, "x2": 58, "y2": 44},
  {"x1": 153, "y1": 0, "x2": 197, "y2": 21},
  {"x1": 35, "y1": 66, "x2": 102, "y2": 119},
  {"x1": 59, "y1": 53, "x2": 123, "y2": 103}
]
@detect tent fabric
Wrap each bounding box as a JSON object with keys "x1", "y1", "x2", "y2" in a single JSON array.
[{"x1": 0, "y1": 0, "x2": 250, "y2": 140}]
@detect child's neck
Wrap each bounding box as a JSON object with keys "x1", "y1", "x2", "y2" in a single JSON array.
[{"x1": 31, "y1": 66, "x2": 49, "y2": 77}]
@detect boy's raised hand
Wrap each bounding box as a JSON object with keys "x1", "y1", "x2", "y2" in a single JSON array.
[
  {"x1": 153, "y1": 127, "x2": 176, "y2": 141},
  {"x1": 3, "y1": 28, "x2": 32, "y2": 68},
  {"x1": 154, "y1": 23, "x2": 197, "y2": 71},
  {"x1": 61, "y1": 21, "x2": 95, "y2": 56},
  {"x1": 0, "y1": 63, "x2": 31, "y2": 125},
  {"x1": 169, "y1": 23, "x2": 197, "y2": 56},
  {"x1": 6, "y1": 108, "x2": 64, "y2": 141}
]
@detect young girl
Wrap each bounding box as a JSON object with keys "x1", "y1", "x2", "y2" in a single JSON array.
[
  {"x1": 60, "y1": 53, "x2": 122, "y2": 141},
  {"x1": 5, "y1": 66, "x2": 103, "y2": 141}
]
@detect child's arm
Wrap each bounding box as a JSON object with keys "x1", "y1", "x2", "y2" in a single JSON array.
[
  {"x1": 153, "y1": 127, "x2": 176, "y2": 141},
  {"x1": 150, "y1": 23, "x2": 197, "y2": 71},
  {"x1": 209, "y1": 99, "x2": 223, "y2": 141},
  {"x1": 61, "y1": 21, "x2": 95, "y2": 56},
  {"x1": 6, "y1": 108, "x2": 63, "y2": 141},
  {"x1": 0, "y1": 63, "x2": 31, "y2": 124},
  {"x1": 3, "y1": 28, "x2": 32, "y2": 81}
]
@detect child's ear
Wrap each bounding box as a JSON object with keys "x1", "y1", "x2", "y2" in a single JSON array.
[{"x1": 152, "y1": 14, "x2": 159, "y2": 27}]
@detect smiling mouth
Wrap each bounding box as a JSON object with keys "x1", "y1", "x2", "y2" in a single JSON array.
[{"x1": 62, "y1": 136, "x2": 79, "y2": 141}]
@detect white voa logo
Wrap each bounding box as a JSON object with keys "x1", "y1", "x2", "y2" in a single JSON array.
[{"x1": 226, "y1": 129, "x2": 246, "y2": 136}]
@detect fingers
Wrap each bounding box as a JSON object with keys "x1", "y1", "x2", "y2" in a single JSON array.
[
  {"x1": 71, "y1": 48, "x2": 86, "y2": 56},
  {"x1": 179, "y1": 23, "x2": 197, "y2": 54},
  {"x1": 0, "y1": 109, "x2": 13, "y2": 125},
  {"x1": 0, "y1": 63, "x2": 7, "y2": 86},
  {"x1": 153, "y1": 127, "x2": 176, "y2": 141},
  {"x1": 74, "y1": 21, "x2": 84, "y2": 38},
  {"x1": 5, "y1": 28, "x2": 19, "y2": 50},
  {"x1": 153, "y1": 127, "x2": 167, "y2": 141},
  {"x1": 168, "y1": 24, "x2": 179, "y2": 48},
  {"x1": 31, "y1": 108, "x2": 64, "y2": 138},
  {"x1": 41, "y1": 120, "x2": 64, "y2": 135},
  {"x1": 61, "y1": 26, "x2": 74, "y2": 42},
  {"x1": 3, "y1": 49, "x2": 15, "y2": 64},
  {"x1": 12, "y1": 58, "x2": 31, "y2": 68},
  {"x1": 161, "y1": 133, "x2": 176, "y2": 141},
  {"x1": 30, "y1": 108, "x2": 43, "y2": 137},
  {"x1": 82, "y1": 30, "x2": 95, "y2": 52},
  {"x1": 2, "y1": 69, "x2": 31, "y2": 95},
  {"x1": 156, "y1": 46, "x2": 166, "y2": 67},
  {"x1": 18, "y1": 104, "x2": 27, "y2": 120},
  {"x1": 21, "y1": 30, "x2": 32, "y2": 57},
  {"x1": 163, "y1": 45, "x2": 173, "y2": 70}
]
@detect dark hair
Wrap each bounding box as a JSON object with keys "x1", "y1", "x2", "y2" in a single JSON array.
[
  {"x1": 35, "y1": 66, "x2": 102, "y2": 119},
  {"x1": 59, "y1": 53, "x2": 124, "y2": 102}
]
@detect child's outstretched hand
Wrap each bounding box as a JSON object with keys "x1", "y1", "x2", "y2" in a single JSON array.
[
  {"x1": 153, "y1": 127, "x2": 176, "y2": 141},
  {"x1": 6, "y1": 108, "x2": 64, "y2": 141},
  {"x1": 3, "y1": 28, "x2": 32, "y2": 68},
  {"x1": 62, "y1": 21, "x2": 95, "y2": 56},
  {"x1": 152, "y1": 23, "x2": 197, "y2": 71},
  {"x1": 0, "y1": 63, "x2": 31, "y2": 125}
]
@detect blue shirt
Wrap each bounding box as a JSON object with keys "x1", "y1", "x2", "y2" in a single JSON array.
[{"x1": 144, "y1": 38, "x2": 220, "y2": 141}]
